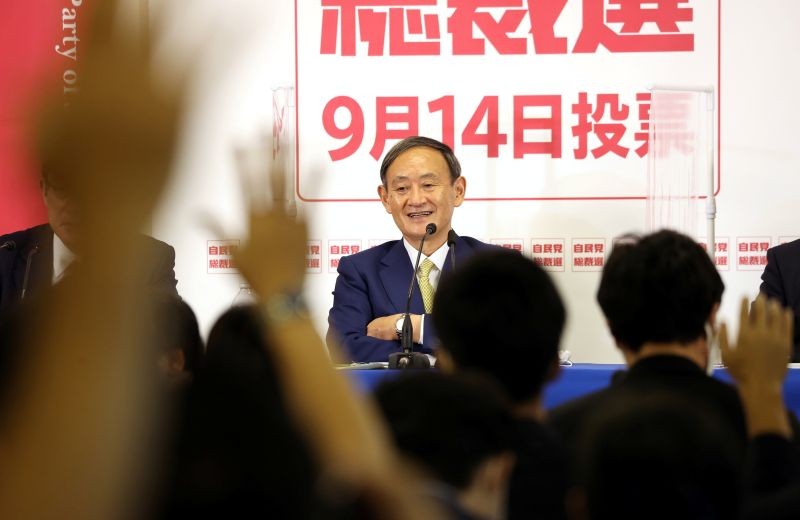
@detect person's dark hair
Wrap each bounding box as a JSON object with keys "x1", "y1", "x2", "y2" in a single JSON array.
[
  {"x1": 156, "y1": 304, "x2": 317, "y2": 517},
  {"x1": 576, "y1": 395, "x2": 741, "y2": 520},
  {"x1": 151, "y1": 293, "x2": 204, "y2": 374},
  {"x1": 374, "y1": 372, "x2": 515, "y2": 490},
  {"x1": 433, "y1": 249, "x2": 565, "y2": 402},
  {"x1": 379, "y1": 136, "x2": 461, "y2": 186},
  {"x1": 597, "y1": 230, "x2": 724, "y2": 352}
]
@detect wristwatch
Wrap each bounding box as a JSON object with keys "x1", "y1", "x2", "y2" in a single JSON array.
[{"x1": 395, "y1": 315, "x2": 406, "y2": 339}]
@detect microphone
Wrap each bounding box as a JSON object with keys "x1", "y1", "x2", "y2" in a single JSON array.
[
  {"x1": 447, "y1": 229, "x2": 458, "y2": 271},
  {"x1": 0, "y1": 240, "x2": 16, "y2": 251},
  {"x1": 21, "y1": 244, "x2": 40, "y2": 300},
  {"x1": 389, "y1": 223, "x2": 436, "y2": 369}
]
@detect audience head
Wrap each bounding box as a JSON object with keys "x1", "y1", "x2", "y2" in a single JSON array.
[
  {"x1": 149, "y1": 293, "x2": 203, "y2": 382},
  {"x1": 598, "y1": 230, "x2": 723, "y2": 353},
  {"x1": 433, "y1": 249, "x2": 566, "y2": 403},
  {"x1": 374, "y1": 372, "x2": 516, "y2": 519},
  {"x1": 157, "y1": 304, "x2": 316, "y2": 517},
  {"x1": 572, "y1": 395, "x2": 741, "y2": 520}
]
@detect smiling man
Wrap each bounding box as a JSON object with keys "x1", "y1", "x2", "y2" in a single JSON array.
[{"x1": 326, "y1": 136, "x2": 495, "y2": 362}]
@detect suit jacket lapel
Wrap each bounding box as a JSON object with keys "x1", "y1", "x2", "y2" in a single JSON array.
[{"x1": 379, "y1": 240, "x2": 424, "y2": 314}]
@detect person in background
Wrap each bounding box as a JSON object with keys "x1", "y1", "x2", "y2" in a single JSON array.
[
  {"x1": 150, "y1": 293, "x2": 203, "y2": 387},
  {"x1": 375, "y1": 372, "x2": 517, "y2": 520},
  {"x1": 758, "y1": 238, "x2": 800, "y2": 361},
  {"x1": 433, "y1": 249, "x2": 569, "y2": 520},
  {"x1": 0, "y1": 166, "x2": 179, "y2": 316},
  {"x1": 326, "y1": 136, "x2": 495, "y2": 362},
  {"x1": 549, "y1": 230, "x2": 749, "y2": 474}
]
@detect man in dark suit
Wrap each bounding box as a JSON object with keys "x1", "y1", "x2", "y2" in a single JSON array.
[
  {"x1": 0, "y1": 170, "x2": 178, "y2": 314},
  {"x1": 759, "y1": 238, "x2": 800, "y2": 361},
  {"x1": 326, "y1": 136, "x2": 494, "y2": 362},
  {"x1": 549, "y1": 230, "x2": 749, "y2": 474}
]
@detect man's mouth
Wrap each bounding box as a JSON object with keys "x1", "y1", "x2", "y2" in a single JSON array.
[{"x1": 407, "y1": 211, "x2": 433, "y2": 219}]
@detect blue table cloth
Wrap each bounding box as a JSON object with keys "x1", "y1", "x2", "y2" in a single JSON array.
[{"x1": 347, "y1": 364, "x2": 800, "y2": 418}]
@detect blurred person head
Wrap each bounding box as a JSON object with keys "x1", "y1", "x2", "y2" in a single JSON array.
[
  {"x1": 40, "y1": 166, "x2": 83, "y2": 252},
  {"x1": 375, "y1": 372, "x2": 516, "y2": 520},
  {"x1": 378, "y1": 136, "x2": 466, "y2": 251},
  {"x1": 156, "y1": 305, "x2": 316, "y2": 518},
  {"x1": 149, "y1": 293, "x2": 203, "y2": 383},
  {"x1": 433, "y1": 249, "x2": 566, "y2": 409},
  {"x1": 598, "y1": 230, "x2": 724, "y2": 367},
  {"x1": 569, "y1": 395, "x2": 741, "y2": 520}
]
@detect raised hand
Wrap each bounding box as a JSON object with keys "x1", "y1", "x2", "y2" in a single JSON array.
[
  {"x1": 719, "y1": 295, "x2": 793, "y2": 437},
  {"x1": 720, "y1": 296, "x2": 793, "y2": 389}
]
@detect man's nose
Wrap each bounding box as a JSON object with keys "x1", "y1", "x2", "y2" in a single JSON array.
[{"x1": 407, "y1": 184, "x2": 425, "y2": 204}]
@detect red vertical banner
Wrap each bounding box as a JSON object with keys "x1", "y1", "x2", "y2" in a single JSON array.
[{"x1": 0, "y1": 1, "x2": 73, "y2": 234}]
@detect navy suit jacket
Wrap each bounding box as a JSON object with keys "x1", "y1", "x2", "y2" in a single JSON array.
[
  {"x1": 0, "y1": 224, "x2": 179, "y2": 315},
  {"x1": 327, "y1": 236, "x2": 495, "y2": 362},
  {"x1": 760, "y1": 238, "x2": 800, "y2": 361}
]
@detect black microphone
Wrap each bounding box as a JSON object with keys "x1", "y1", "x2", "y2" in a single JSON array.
[
  {"x1": 447, "y1": 229, "x2": 458, "y2": 271},
  {"x1": 21, "y1": 244, "x2": 40, "y2": 300},
  {"x1": 389, "y1": 223, "x2": 436, "y2": 369},
  {"x1": 0, "y1": 240, "x2": 16, "y2": 251}
]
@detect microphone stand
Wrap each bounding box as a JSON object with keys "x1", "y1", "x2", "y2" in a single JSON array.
[
  {"x1": 21, "y1": 244, "x2": 40, "y2": 300},
  {"x1": 447, "y1": 229, "x2": 458, "y2": 272},
  {"x1": 388, "y1": 224, "x2": 436, "y2": 369}
]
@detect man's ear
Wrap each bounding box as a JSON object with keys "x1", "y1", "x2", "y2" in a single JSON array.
[
  {"x1": 377, "y1": 184, "x2": 391, "y2": 213},
  {"x1": 452, "y1": 176, "x2": 466, "y2": 207}
]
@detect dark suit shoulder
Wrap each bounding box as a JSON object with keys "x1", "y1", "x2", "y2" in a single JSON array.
[
  {"x1": 338, "y1": 239, "x2": 401, "y2": 267},
  {"x1": 0, "y1": 224, "x2": 51, "y2": 250},
  {"x1": 768, "y1": 238, "x2": 800, "y2": 261}
]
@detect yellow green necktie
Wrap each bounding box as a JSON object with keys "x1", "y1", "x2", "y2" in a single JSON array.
[{"x1": 418, "y1": 258, "x2": 437, "y2": 314}]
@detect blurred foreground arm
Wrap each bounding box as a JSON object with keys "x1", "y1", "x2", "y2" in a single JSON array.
[{"x1": 229, "y1": 155, "x2": 439, "y2": 519}]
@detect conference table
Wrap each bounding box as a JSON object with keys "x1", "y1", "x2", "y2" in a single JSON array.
[{"x1": 346, "y1": 363, "x2": 800, "y2": 418}]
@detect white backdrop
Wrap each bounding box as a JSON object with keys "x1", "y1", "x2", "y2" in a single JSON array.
[{"x1": 149, "y1": 0, "x2": 800, "y2": 363}]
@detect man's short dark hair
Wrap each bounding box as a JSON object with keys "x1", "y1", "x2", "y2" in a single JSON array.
[
  {"x1": 597, "y1": 229, "x2": 724, "y2": 352},
  {"x1": 432, "y1": 249, "x2": 565, "y2": 402},
  {"x1": 374, "y1": 372, "x2": 515, "y2": 490},
  {"x1": 379, "y1": 136, "x2": 461, "y2": 186}
]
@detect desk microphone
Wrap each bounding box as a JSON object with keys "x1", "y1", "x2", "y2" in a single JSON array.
[
  {"x1": 21, "y1": 244, "x2": 39, "y2": 300},
  {"x1": 447, "y1": 229, "x2": 458, "y2": 271},
  {"x1": 389, "y1": 223, "x2": 436, "y2": 369},
  {"x1": 0, "y1": 240, "x2": 16, "y2": 251}
]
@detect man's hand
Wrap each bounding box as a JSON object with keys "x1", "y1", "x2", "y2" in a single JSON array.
[
  {"x1": 719, "y1": 295, "x2": 793, "y2": 437},
  {"x1": 209, "y1": 144, "x2": 307, "y2": 300},
  {"x1": 367, "y1": 314, "x2": 422, "y2": 343},
  {"x1": 720, "y1": 295, "x2": 793, "y2": 390}
]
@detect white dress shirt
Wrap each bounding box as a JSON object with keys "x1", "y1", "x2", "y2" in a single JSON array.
[{"x1": 52, "y1": 233, "x2": 77, "y2": 284}]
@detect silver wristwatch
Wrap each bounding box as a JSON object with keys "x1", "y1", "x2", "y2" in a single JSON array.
[{"x1": 395, "y1": 315, "x2": 405, "y2": 339}]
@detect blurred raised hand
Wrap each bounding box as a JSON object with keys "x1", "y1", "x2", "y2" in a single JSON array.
[
  {"x1": 35, "y1": 0, "x2": 184, "y2": 251},
  {"x1": 228, "y1": 144, "x2": 307, "y2": 299},
  {"x1": 1, "y1": 2, "x2": 188, "y2": 518},
  {"x1": 720, "y1": 296, "x2": 793, "y2": 437}
]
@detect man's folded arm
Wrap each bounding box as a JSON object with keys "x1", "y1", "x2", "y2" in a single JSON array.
[{"x1": 327, "y1": 256, "x2": 401, "y2": 362}]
